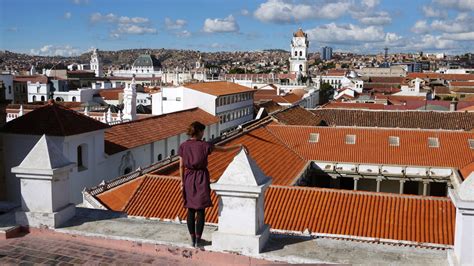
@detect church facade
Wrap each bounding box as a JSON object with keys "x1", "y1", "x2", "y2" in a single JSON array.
[{"x1": 289, "y1": 28, "x2": 309, "y2": 76}]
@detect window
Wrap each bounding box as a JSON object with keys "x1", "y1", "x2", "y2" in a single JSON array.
[
  {"x1": 294, "y1": 51, "x2": 297, "y2": 56},
  {"x1": 389, "y1": 136, "x2": 400, "y2": 146},
  {"x1": 72, "y1": 96, "x2": 76, "y2": 102},
  {"x1": 8, "y1": 86, "x2": 11, "y2": 94},
  {"x1": 170, "y1": 149, "x2": 175, "y2": 156},
  {"x1": 428, "y1": 137, "x2": 439, "y2": 148},
  {"x1": 32, "y1": 95, "x2": 36, "y2": 102},
  {"x1": 468, "y1": 139, "x2": 474, "y2": 149},
  {"x1": 345, "y1": 134, "x2": 356, "y2": 144},
  {"x1": 162, "y1": 97, "x2": 167, "y2": 100},
  {"x1": 211, "y1": 134, "x2": 215, "y2": 139},
  {"x1": 176, "y1": 97, "x2": 181, "y2": 101},
  {"x1": 157, "y1": 154, "x2": 162, "y2": 161},
  {"x1": 299, "y1": 51, "x2": 302, "y2": 57},
  {"x1": 309, "y1": 133, "x2": 319, "y2": 143},
  {"x1": 40, "y1": 96, "x2": 45, "y2": 101},
  {"x1": 77, "y1": 144, "x2": 88, "y2": 171}
]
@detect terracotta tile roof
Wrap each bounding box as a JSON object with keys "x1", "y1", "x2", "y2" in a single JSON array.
[
  {"x1": 97, "y1": 174, "x2": 455, "y2": 246},
  {"x1": 322, "y1": 102, "x2": 387, "y2": 110},
  {"x1": 376, "y1": 95, "x2": 427, "y2": 102},
  {"x1": 13, "y1": 75, "x2": 48, "y2": 84},
  {"x1": 104, "y1": 108, "x2": 219, "y2": 155},
  {"x1": 451, "y1": 88, "x2": 474, "y2": 93},
  {"x1": 266, "y1": 124, "x2": 474, "y2": 171},
  {"x1": 255, "y1": 101, "x2": 284, "y2": 114},
  {"x1": 272, "y1": 106, "x2": 322, "y2": 126},
  {"x1": 407, "y1": 73, "x2": 474, "y2": 81},
  {"x1": 308, "y1": 109, "x2": 474, "y2": 131},
  {"x1": 98, "y1": 89, "x2": 123, "y2": 100},
  {"x1": 154, "y1": 126, "x2": 307, "y2": 186},
  {"x1": 367, "y1": 77, "x2": 405, "y2": 84},
  {"x1": 325, "y1": 70, "x2": 346, "y2": 77},
  {"x1": 450, "y1": 81, "x2": 474, "y2": 87},
  {"x1": 254, "y1": 90, "x2": 302, "y2": 104},
  {"x1": 293, "y1": 28, "x2": 306, "y2": 37},
  {"x1": 1, "y1": 102, "x2": 109, "y2": 136},
  {"x1": 184, "y1": 81, "x2": 254, "y2": 96},
  {"x1": 460, "y1": 162, "x2": 474, "y2": 180}
]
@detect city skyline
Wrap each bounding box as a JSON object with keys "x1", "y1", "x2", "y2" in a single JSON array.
[{"x1": 0, "y1": 0, "x2": 474, "y2": 56}]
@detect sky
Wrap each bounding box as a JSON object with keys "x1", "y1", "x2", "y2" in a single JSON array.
[{"x1": 0, "y1": 0, "x2": 473, "y2": 56}]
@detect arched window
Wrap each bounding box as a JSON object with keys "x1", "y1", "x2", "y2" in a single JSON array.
[
  {"x1": 211, "y1": 134, "x2": 215, "y2": 139},
  {"x1": 123, "y1": 167, "x2": 132, "y2": 175},
  {"x1": 72, "y1": 96, "x2": 76, "y2": 102},
  {"x1": 55, "y1": 97, "x2": 62, "y2": 102},
  {"x1": 157, "y1": 154, "x2": 162, "y2": 161},
  {"x1": 294, "y1": 51, "x2": 297, "y2": 56},
  {"x1": 32, "y1": 96, "x2": 36, "y2": 102},
  {"x1": 299, "y1": 51, "x2": 302, "y2": 57},
  {"x1": 40, "y1": 96, "x2": 45, "y2": 101},
  {"x1": 170, "y1": 149, "x2": 175, "y2": 156}
]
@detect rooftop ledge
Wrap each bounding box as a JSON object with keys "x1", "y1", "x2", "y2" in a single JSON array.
[{"x1": 29, "y1": 207, "x2": 449, "y2": 265}]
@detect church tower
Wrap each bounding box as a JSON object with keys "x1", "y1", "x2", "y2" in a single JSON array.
[
  {"x1": 123, "y1": 76, "x2": 137, "y2": 121},
  {"x1": 90, "y1": 48, "x2": 103, "y2": 77},
  {"x1": 289, "y1": 28, "x2": 309, "y2": 76}
]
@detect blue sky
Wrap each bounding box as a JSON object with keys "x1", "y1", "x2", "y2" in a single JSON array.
[{"x1": 1, "y1": 0, "x2": 473, "y2": 56}]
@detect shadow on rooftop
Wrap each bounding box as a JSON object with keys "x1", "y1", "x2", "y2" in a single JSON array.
[
  {"x1": 58, "y1": 207, "x2": 127, "y2": 228},
  {"x1": 262, "y1": 233, "x2": 314, "y2": 253}
]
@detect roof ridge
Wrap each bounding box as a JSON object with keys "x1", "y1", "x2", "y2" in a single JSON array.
[
  {"x1": 109, "y1": 107, "x2": 203, "y2": 127},
  {"x1": 122, "y1": 176, "x2": 147, "y2": 212},
  {"x1": 263, "y1": 126, "x2": 306, "y2": 162}
]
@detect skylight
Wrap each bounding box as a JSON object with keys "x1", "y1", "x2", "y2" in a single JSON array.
[
  {"x1": 309, "y1": 133, "x2": 319, "y2": 143},
  {"x1": 428, "y1": 137, "x2": 439, "y2": 148},
  {"x1": 345, "y1": 134, "x2": 356, "y2": 144},
  {"x1": 389, "y1": 136, "x2": 400, "y2": 146}
]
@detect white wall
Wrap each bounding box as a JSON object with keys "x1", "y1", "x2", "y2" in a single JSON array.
[
  {"x1": 0, "y1": 74, "x2": 14, "y2": 100},
  {"x1": 27, "y1": 82, "x2": 49, "y2": 102}
]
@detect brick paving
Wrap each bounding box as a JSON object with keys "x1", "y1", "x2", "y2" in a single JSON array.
[{"x1": 0, "y1": 234, "x2": 197, "y2": 265}]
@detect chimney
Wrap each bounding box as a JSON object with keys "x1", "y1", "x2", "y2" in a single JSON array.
[{"x1": 450, "y1": 98, "x2": 458, "y2": 112}]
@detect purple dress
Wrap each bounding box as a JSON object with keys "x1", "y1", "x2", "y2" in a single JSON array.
[{"x1": 178, "y1": 139, "x2": 213, "y2": 210}]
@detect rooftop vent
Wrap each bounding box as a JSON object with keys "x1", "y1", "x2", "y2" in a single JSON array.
[
  {"x1": 389, "y1": 136, "x2": 400, "y2": 146},
  {"x1": 428, "y1": 137, "x2": 439, "y2": 148},
  {"x1": 309, "y1": 133, "x2": 319, "y2": 143},
  {"x1": 469, "y1": 139, "x2": 474, "y2": 150},
  {"x1": 345, "y1": 134, "x2": 356, "y2": 145}
]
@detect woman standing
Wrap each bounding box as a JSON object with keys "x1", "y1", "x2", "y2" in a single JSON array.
[{"x1": 178, "y1": 121, "x2": 245, "y2": 248}]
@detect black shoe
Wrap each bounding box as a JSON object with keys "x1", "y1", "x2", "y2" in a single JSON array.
[{"x1": 194, "y1": 238, "x2": 201, "y2": 248}]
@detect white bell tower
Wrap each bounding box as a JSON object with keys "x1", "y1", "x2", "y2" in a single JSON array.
[
  {"x1": 123, "y1": 76, "x2": 137, "y2": 121},
  {"x1": 90, "y1": 48, "x2": 103, "y2": 77},
  {"x1": 289, "y1": 28, "x2": 309, "y2": 75}
]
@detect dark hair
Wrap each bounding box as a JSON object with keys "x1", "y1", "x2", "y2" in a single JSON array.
[{"x1": 187, "y1": 121, "x2": 206, "y2": 137}]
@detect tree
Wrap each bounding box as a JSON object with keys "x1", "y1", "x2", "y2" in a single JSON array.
[{"x1": 319, "y1": 83, "x2": 334, "y2": 104}]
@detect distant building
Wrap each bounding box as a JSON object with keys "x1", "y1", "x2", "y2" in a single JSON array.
[
  {"x1": 152, "y1": 81, "x2": 255, "y2": 134},
  {"x1": 289, "y1": 28, "x2": 309, "y2": 76},
  {"x1": 90, "y1": 49, "x2": 103, "y2": 78},
  {"x1": 321, "y1": 46, "x2": 333, "y2": 61}
]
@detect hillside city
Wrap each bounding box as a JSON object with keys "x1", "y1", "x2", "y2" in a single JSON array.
[{"x1": 1, "y1": 0, "x2": 474, "y2": 265}]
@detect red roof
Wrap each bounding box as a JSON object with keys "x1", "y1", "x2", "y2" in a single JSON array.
[
  {"x1": 97, "y1": 175, "x2": 455, "y2": 246},
  {"x1": 254, "y1": 89, "x2": 302, "y2": 104},
  {"x1": 323, "y1": 102, "x2": 387, "y2": 110},
  {"x1": 267, "y1": 124, "x2": 474, "y2": 171},
  {"x1": 104, "y1": 108, "x2": 219, "y2": 154},
  {"x1": 407, "y1": 73, "x2": 474, "y2": 81},
  {"x1": 184, "y1": 81, "x2": 254, "y2": 96},
  {"x1": 13, "y1": 75, "x2": 48, "y2": 84},
  {"x1": 1, "y1": 102, "x2": 109, "y2": 136},
  {"x1": 98, "y1": 89, "x2": 123, "y2": 100},
  {"x1": 450, "y1": 81, "x2": 474, "y2": 87}
]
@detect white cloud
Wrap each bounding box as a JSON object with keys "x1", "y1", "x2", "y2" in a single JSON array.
[
  {"x1": 176, "y1": 30, "x2": 192, "y2": 38},
  {"x1": 115, "y1": 24, "x2": 157, "y2": 35},
  {"x1": 30, "y1": 44, "x2": 80, "y2": 57},
  {"x1": 253, "y1": 0, "x2": 351, "y2": 23},
  {"x1": 411, "y1": 20, "x2": 430, "y2": 34},
  {"x1": 306, "y1": 23, "x2": 386, "y2": 43},
  {"x1": 430, "y1": 13, "x2": 474, "y2": 33},
  {"x1": 72, "y1": 0, "x2": 89, "y2": 5},
  {"x1": 356, "y1": 11, "x2": 391, "y2": 25},
  {"x1": 241, "y1": 9, "x2": 250, "y2": 16},
  {"x1": 89, "y1": 12, "x2": 156, "y2": 38},
  {"x1": 362, "y1": 0, "x2": 380, "y2": 9},
  {"x1": 434, "y1": 0, "x2": 474, "y2": 11},
  {"x1": 6, "y1": 27, "x2": 18, "y2": 32},
  {"x1": 165, "y1": 18, "x2": 187, "y2": 30},
  {"x1": 422, "y1": 5, "x2": 447, "y2": 18},
  {"x1": 64, "y1": 12, "x2": 72, "y2": 19},
  {"x1": 442, "y1": 32, "x2": 474, "y2": 41},
  {"x1": 203, "y1": 15, "x2": 239, "y2": 33}
]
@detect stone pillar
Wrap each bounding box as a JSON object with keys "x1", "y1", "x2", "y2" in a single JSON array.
[
  {"x1": 353, "y1": 177, "x2": 359, "y2": 191},
  {"x1": 423, "y1": 181, "x2": 429, "y2": 196},
  {"x1": 11, "y1": 135, "x2": 75, "y2": 228},
  {"x1": 376, "y1": 177, "x2": 382, "y2": 192},
  {"x1": 448, "y1": 174, "x2": 474, "y2": 265},
  {"x1": 123, "y1": 77, "x2": 137, "y2": 121},
  {"x1": 211, "y1": 149, "x2": 272, "y2": 254},
  {"x1": 399, "y1": 179, "x2": 405, "y2": 194}
]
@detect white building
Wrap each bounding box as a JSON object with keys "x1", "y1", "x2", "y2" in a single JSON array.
[
  {"x1": 90, "y1": 48, "x2": 103, "y2": 78},
  {"x1": 0, "y1": 72, "x2": 14, "y2": 100},
  {"x1": 289, "y1": 28, "x2": 309, "y2": 76},
  {"x1": 393, "y1": 78, "x2": 431, "y2": 99},
  {"x1": 152, "y1": 81, "x2": 255, "y2": 134},
  {"x1": 2, "y1": 102, "x2": 219, "y2": 204},
  {"x1": 109, "y1": 53, "x2": 163, "y2": 78}
]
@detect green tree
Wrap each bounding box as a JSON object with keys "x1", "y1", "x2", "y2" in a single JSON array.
[{"x1": 319, "y1": 83, "x2": 334, "y2": 104}]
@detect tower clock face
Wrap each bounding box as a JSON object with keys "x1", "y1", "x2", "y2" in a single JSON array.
[{"x1": 296, "y1": 38, "x2": 303, "y2": 46}]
